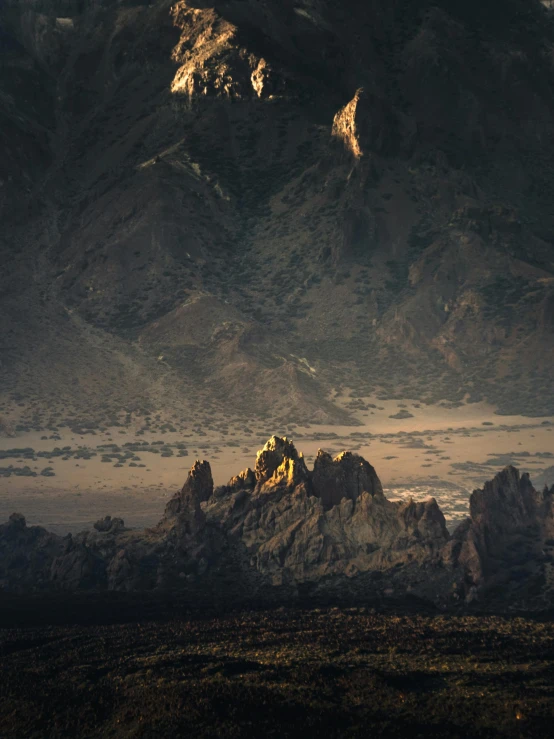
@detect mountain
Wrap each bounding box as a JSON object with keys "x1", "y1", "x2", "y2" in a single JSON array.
[
  {"x1": 1, "y1": 0, "x2": 554, "y2": 429},
  {"x1": 2, "y1": 436, "x2": 554, "y2": 609}
]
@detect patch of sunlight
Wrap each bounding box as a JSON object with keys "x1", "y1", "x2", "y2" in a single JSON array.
[
  {"x1": 293, "y1": 8, "x2": 318, "y2": 24},
  {"x1": 214, "y1": 182, "x2": 230, "y2": 201},
  {"x1": 291, "y1": 354, "x2": 317, "y2": 375},
  {"x1": 332, "y1": 89, "x2": 364, "y2": 159},
  {"x1": 55, "y1": 18, "x2": 75, "y2": 31}
]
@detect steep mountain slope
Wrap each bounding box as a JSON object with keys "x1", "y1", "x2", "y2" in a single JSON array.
[{"x1": 1, "y1": 0, "x2": 554, "y2": 427}]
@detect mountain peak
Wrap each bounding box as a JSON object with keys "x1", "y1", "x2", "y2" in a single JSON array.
[
  {"x1": 312, "y1": 447, "x2": 383, "y2": 510},
  {"x1": 2, "y1": 0, "x2": 554, "y2": 425},
  {"x1": 255, "y1": 436, "x2": 308, "y2": 487},
  {"x1": 2, "y1": 451, "x2": 554, "y2": 607},
  {"x1": 163, "y1": 459, "x2": 213, "y2": 520}
]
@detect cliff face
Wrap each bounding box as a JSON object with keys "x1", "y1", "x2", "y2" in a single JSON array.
[
  {"x1": 2, "y1": 437, "x2": 554, "y2": 609},
  {"x1": 205, "y1": 437, "x2": 448, "y2": 586},
  {"x1": 312, "y1": 449, "x2": 383, "y2": 509},
  {"x1": 454, "y1": 466, "x2": 554, "y2": 599},
  {"x1": 1, "y1": 0, "x2": 554, "y2": 426}
]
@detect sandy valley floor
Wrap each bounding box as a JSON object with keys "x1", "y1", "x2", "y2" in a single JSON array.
[{"x1": 1, "y1": 396, "x2": 553, "y2": 535}]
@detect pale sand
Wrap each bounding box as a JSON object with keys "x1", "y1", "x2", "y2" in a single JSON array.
[{"x1": 1, "y1": 398, "x2": 552, "y2": 534}]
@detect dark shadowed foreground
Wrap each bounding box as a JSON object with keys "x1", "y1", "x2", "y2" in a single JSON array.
[
  {"x1": 2, "y1": 438, "x2": 554, "y2": 737},
  {"x1": 1, "y1": 606, "x2": 554, "y2": 738}
]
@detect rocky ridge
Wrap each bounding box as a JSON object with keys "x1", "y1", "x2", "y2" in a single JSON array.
[{"x1": 1, "y1": 436, "x2": 553, "y2": 609}]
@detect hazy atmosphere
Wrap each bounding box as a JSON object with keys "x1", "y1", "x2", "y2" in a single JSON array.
[{"x1": 2, "y1": 1, "x2": 554, "y2": 736}]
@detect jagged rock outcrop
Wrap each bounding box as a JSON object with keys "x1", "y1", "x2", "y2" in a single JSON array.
[
  {"x1": 227, "y1": 467, "x2": 256, "y2": 492},
  {"x1": 0, "y1": 460, "x2": 220, "y2": 592},
  {"x1": 451, "y1": 467, "x2": 554, "y2": 602},
  {"x1": 0, "y1": 513, "x2": 62, "y2": 589},
  {"x1": 170, "y1": 4, "x2": 282, "y2": 100},
  {"x1": 163, "y1": 459, "x2": 213, "y2": 520},
  {"x1": 205, "y1": 439, "x2": 448, "y2": 586},
  {"x1": 312, "y1": 449, "x2": 383, "y2": 510},
  {"x1": 254, "y1": 436, "x2": 310, "y2": 490},
  {"x1": 1, "y1": 440, "x2": 554, "y2": 608}
]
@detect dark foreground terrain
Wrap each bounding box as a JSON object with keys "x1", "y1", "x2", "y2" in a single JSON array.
[{"x1": 1, "y1": 599, "x2": 554, "y2": 738}]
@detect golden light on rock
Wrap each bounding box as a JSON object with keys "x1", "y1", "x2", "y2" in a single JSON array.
[{"x1": 332, "y1": 88, "x2": 364, "y2": 158}]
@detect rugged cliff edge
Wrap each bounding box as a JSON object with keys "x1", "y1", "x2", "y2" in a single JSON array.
[{"x1": 1, "y1": 436, "x2": 553, "y2": 609}]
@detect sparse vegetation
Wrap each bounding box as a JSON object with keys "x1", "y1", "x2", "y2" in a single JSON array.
[{"x1": 0, "y1": 606, "x2": 553, "y2": 738}]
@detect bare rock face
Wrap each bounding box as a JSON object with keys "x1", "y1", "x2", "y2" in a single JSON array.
[
  {"x1": 254, "y1": 436, "x2": 310, "y2": 490},
  {"x1": 205, "y1": 437, "x2": 449, "y2": 587},
  {"x1": 228, "y1": 467, "x2": 256, "y2": 492},
  {"x1": 3, "y1": 442, "x2": 554, "y2": 609},
  {"x1": 50, "y1": 540, "x2": 106, "y2": 591},
  {"x1": 163, "y1": 460, "x2": 213, "y2": 521},
  {"x1": 170, "y1": 2, "x2": 283, "y2": 100},
  {"x1": 246, "y1": 491, "x2": 450, "y2": 586},
  {"x1": 183, "y1": 460, "x2": 214, "y2": 503},
  {"x1": 451, "y1": 467, "x2": 554, "y2": 604},
  {"x1": 469, "y1": 466, "x2": 543, "y2": 532},
  {"x1": 312, "y1": 449, "x2": 383, "y2": 510}
]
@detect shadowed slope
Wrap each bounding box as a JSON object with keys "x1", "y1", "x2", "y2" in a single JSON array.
[{"x1": 1, "y1": 0, "x2": 554, "y2": 425}]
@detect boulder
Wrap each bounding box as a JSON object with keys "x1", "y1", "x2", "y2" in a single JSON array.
[{"x1": 93, "y1": 516, "x2": 125, "y2": 534}]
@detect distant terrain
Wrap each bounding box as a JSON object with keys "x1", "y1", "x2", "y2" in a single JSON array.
[
  {"x1": 2, "y1": 436, "x2": 554, "y2": 615},
  {"x1": 3, "y1": 4, "x2": 554, "y2": 736},
  {"x1": 1, "y1": 399, "x2": 554, "y2": 534},
  {"x1": 2, "y1": 0, "x2": 554, "y2": 429}
]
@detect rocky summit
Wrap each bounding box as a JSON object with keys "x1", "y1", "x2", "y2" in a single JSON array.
[
  {"x1": 1, "y1": 0, "x2": 554, "y2": 429},
  {"x1": 1, "y1": 436, "x2": 554, "y2": 610}
]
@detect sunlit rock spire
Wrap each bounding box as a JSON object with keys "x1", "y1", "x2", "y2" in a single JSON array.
[{"x1": 255, "y1": 436, "x2": 309, "y2": 488}]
